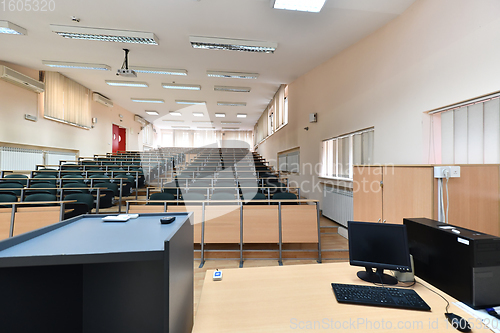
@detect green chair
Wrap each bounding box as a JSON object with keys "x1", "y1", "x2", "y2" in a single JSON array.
[
  {"x1": 148, "y1": 192, "x2": 175, "y2": 205},
  {"x1": 32, "y1": 174, "x2": 57, "y2": 185},
  {"x1": 242, "y1": 192, "x2": 266, "y2": 205},
  {"x1": 0, "y1": 182, "x2": 24, "y2": 197},
  {"x1": 64, "y1": 193, "x2": 94, "y2": 213},
  {"x1": 24, "y1": 193, "x2": 57, "y2": 205},
  {"x1": 0, "y1": 193, "x2": 17, "y2": 208},
  {"x1": 62, "y1": 182, "x2": 89, "y2": 194},
  {"x1": 95, "y1": 182, "x2": 119, "y2": 197},
  {"x1": 26, "y1": 183, "x2": 57, "y2": 196},
  {"x1": 272, "y1": 192, "x2": 297, "y2": 205},
  {"x1": 4, "y1": 174, "x2": 28, "y2": 186}
]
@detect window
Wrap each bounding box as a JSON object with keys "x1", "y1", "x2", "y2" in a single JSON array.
[
  {"x1": 142, "y1": 123, "x2": 154, "y2": 146},
  {"x1": 321, "y1": 128, "x2": 374, "y2": 180},
  {"x1": 43, "y1": 71, "x2": 92, "y2": 128},
  {"x1": 278, "y1": 149, "x2": 300, "y2": 173},
  {"x1": 429, "y1": 92, "x2": 500, "y2": 164},
  {"x1": 254, "y1": 84, "x2": 288, "y2": 146}
]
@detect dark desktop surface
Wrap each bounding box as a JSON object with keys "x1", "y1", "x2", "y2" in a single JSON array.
[{"x1": 404, "y1": 217, "x2": 500, "y2": 309}]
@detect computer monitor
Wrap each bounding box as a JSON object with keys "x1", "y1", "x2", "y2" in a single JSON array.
[{"x1": 348, "y1": 221, "x2": 412, "y2": 285}]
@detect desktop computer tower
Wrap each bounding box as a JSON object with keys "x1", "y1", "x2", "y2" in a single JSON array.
[{"x1": 403, "y1": 218, "x2": 500, "y2": 309}]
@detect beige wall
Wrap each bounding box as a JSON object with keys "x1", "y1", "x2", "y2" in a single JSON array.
[
  {"x1": 0, "y1": 61, "x2": 142, "y2": 157},
  {"x1": 256, "y1": 0, "x2": 500, "y2": 203}
]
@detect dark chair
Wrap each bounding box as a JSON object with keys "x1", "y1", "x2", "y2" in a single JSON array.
[
  {"x1": 181, "y1": 192, "x2": 206, "y2": 203},
  {"x1": 90, "y1": 188, "x2": 114, "y2": 209},
  {"x1": 89, "y1": 174, "x2": 109, "y2": 184},
  {"x1": 32, "y1": 175, "x2": 57, "y2": 185},
  {"x1": 113, "y1": 176, "x2": 132, "y2": 196},
  {"x1": 241, "y1": 192, "x2": 266, "y2": 205},
  {"x1": 26, "y1": 183, "x2": 57, "y2": 196},
  {"x1": 62, "y1": 182, "x2": 88, "y2": 194},
  {"x1": 4, "y1": 174, "x2": 28, "y2": 186},
  {"x1": 24, "y1": 193, "x2": 57, "y2": 205},
  {"x1": 148, "y1": 192, "x2": 175, "y2": 205},
  {"x1": 0, "y1": 193, "x2": 18, "y2": 208},
  {"x1": 272, "y1": 192, "x2": 298, "y2": 205},
  {"x1": 95, "y1": 182, "x2": 119, "y2": 197},
  {"x1": 64, "y1": 193, "x2": 94, "y2": 213},
  {"x1": 0, "y1": 182, "x2": 24, "y2": 197}
]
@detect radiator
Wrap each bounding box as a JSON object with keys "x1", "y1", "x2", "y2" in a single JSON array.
[
  {"x1": 0, "y1": 147, "x2": 44, "y2": 171},
  {"x1": 322, "y1": 185, "x2": 353, "y2": 228}
]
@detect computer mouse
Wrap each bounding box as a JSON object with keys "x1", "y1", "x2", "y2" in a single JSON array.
[
  {"x1": 160, "y1": 217, "x2": 175, "y2": 224},
  {"x1": 445, "y1": 313, "x2": 471, "y2": 332}
]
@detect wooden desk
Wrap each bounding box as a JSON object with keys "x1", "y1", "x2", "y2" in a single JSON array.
[{"x1": 193, "y1": 262, "x2": 491, "y2": 332}]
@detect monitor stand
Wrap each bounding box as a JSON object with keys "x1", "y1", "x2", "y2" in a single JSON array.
[{"x1": 357, "y1": 267, "x2": 398, "y2": 285}]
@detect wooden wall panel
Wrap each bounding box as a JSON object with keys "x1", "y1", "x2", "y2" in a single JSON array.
[
  {"x1": 168, "y1": 205, "x2": 203, "y2": 243},
  {"x1": 204, "y1": 206, "x2": 240, "y2": 243},
  {"x1": 353, "y1": 166, "x2": 383, "y2": 222},
  {"x1": 383, "y1": 167, "x2": 434, "y2": 224},
  {"x1": 0, "y1": 208, "x2": 12, "y2": 241},
  {"x1": 243, "y1": 206, "x2": 279, "y2": 243},
  {"x1": 13, "y1": 206, "x2": 60, "y2": 236},
  {"x1": 281, "y1": 205, "x2": 317, "y2": 243},
  {"x1": 433, "y1": 165, "x2": 500, "y2": 236},
  {"x1": 128, "y1": 205, "x2": 166, "y2": 214}
]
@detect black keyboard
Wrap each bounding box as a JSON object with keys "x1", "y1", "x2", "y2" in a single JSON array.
[{"x1": 331, "y1": 283, "x2": 431, "y2": 311}]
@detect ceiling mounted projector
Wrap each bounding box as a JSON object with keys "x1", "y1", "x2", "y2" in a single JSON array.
[{"x1": 117, "y1": 49, "x2": 137, "y2": 77}]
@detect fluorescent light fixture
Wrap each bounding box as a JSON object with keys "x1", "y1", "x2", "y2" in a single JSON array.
[
  {"x1": 272, "y1": 0, "x2": 326, "y2": 12},
  {"x1": 172, "y1": 126, "x2": 191, "y2": 129},
  {"x1": 0, "y1": 21, "x2": 27, "y2": 35},
  {"x1": 214, "y1": 85, "x2": 251, "y2": 93},
  {"x1": 197, "y1": 127, "x2": 216, "y2": 130},
  {"x1": 192, "y1": 121, "x2": 214, "y2": 124},
  {"x1": 221, "y1": 122, "x2": 241, "y2": 125},
  {"x1": 145, "y1": 110, "x2": 159, "y2": 116},
  {"x1": 222, "y1": 127, "x2": 240, "y2": 130},
  {"x1": 169, "y1": 111, "x2": 182, "y2": 116},
  {"x1": 106, "y1": 80, "x2": 149, "y2": 87},
  {"x1": 217, "y1": 101, "x2": 247, "y2": 107},
  {"x1": 237, "y1": 114, "x2": 247, "y2": 118},
  {"x1": 162, "y1": 83, "x2": 201, "y2": 90},
  {"x1": 131, "y1": 98, "x2": 164, "y2": 103},
  {"x1": 215, "y1": 113, "x2": 226, "y2": 118},
  {"x1": 192, "y1": 112, "x2": 204, "y2": 117},
  {"x1": 50, "y1": 25, "x2": 159, "y2": 45},
  {"x1": 190, "y1": 36, "x2": 277, "y2": 54},
  {"x1": 42, "y1": 60, "x2": 111, "y2": 71},
  {"x1": 162, "y1": 120, "x2": 184, "y2": 123},
  {"x1": 207, "y1": 71, "x2": 259, "y2": 79},
  {"x1": 176, "y1": 100, "x2": 206, "y2": 105},
  {"x1": 130, "y1": 66, "x2": 187, "y2": 76}
]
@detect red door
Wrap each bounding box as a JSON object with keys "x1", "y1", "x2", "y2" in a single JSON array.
[{"x1": 112, "y1": 125, "x2": 127, "y2": 153}]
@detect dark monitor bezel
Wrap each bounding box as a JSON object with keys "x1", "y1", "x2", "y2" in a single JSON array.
[{"x1": 348, "y1": 221, "x2": 412, "y2": 273}]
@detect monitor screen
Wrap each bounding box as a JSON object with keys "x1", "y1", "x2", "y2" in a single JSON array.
[{"x1": 348, "y1": 221, "x2": 411, "y2": 280}]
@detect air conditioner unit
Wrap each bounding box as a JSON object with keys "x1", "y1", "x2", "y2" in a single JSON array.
[
  {"x1": 92, "y1": 92, "x2": 113, "y2": 108},
  {"x1": 134, "y1": 115, "x2": 147, "y2": 126},
  {"x1": 0, "y1": 65, "x2": 45, "y2": 93}
]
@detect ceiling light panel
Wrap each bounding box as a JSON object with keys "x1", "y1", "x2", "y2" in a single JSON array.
[
  {"x1": 197, "y1": 127, "x2": 216, "y2": 130},
  {"x1": 50, "y1": 25, "x2": 159, "y2": 45},
  {"x1": 221, "y1": 122, "x2": 241, "y2": 125},
  {"x1": 237, "y1": 114, "x2": 247, "y2": 118},
  {"x1": 162, "y1": 83, "x2": 201, "y2": 90},
  {"x1": 192, "y1": 112, "x2": 204, "y2": 117},
  {"x1": 172, "y1": 126, "x2": 191, "y2": 129},
  {"x1": 145, "y1": 111, "x2": 159, "y2": 116},
  {"x1": 176, "y1": 100, "x2": 206, "y2": 105},
  {"x1": 131, "y1": 98, "x2": 164, "y2": 103},
  {"x1": 42, "y1": 60, "x2": 111, "y2": 71},
  {"x1": 190, "y1": 36, "x2": 277, "y2": 54},
  {"x1": 207, "y1": 71, "x2": 259, "y2": 79},
  {"x1": 0, "y1": 21, "x2": 27, "y2": 35},
  {"x1": 217, "y1": 101, "x2": 247, "y2": 107},
  {"x1": 214, "y1": 86, "x2": 251, "y2": 93},
  {"x1": 162, "y1": 120, "x2": 185, "y2": 122},
  {"x1": 106, "y1": 80, "x2": 149, "y2": 87},
  {"x1": 192, "y1": 121, "x2": 214, "y2": 124},
  {"x1": 222, "y1": 127, "x2": 240, "y2": 130},
  {"x1": 132, "y1": 66, "x2": 187, "y2": 75},
  {"x1": 272, "y1": 0, "x2": 326, "y2": 12},
  {"x1": 169, "y1": 112, "x2": 182, "y2": 116},
  {"x1": 215, "y1": 113, "x2": 226, "y2": 118}
]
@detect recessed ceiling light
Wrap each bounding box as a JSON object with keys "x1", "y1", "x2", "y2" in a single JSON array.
[
  {"x1": 106, "y1": 80, "x2": 149, "y2": 87},
  {"x1": 221, "y1": 122, "x2": 241, "y2": 125},
  {"x1": 190, "y1": 36, "x2": 277, "y2": 54},
  {"x1": 172, "y1": 126, "x2": 191, "y2": 129},
  {"x1": 237, "y1": 114, "x2": 247, "y2": 118},
  {"x1": 214, "y1": 85, "x2": 251, "y2": 93},
  {"x1": 217, "y1": 101, "x2": 247, "y2": 107},
  {"x1": 42, "y1": 60, "x2": 111, "y2": 71},
  {"x1": 131, "y1": 98, "x2": 164, "y2": 103},
  {"x1": 215, "y1": 113, "x2": 226, "y2": 118},
  {"x1": 130, "y1": 66, "x2": 187, "y2": 76},
  {"x1": 145, "y1": 110, "x2": 159, "y2": 116},
  {"x1": 162, "y1": 120, "x2": 184, "y2": 122},
  {"x1": 207, "y1": 71, "x2": 259, "y2": 79},
  {"x1": 169, "y1": 111, "x2": 182, "y2": 116},
  {"x1": 272, "y1": 0, "x2": 326, "y2": 12},
  {"x1": 50, "y1": 25, "x2": 159, "y2": 45},
  {"x1": 192, "y1": 112, "x2": 204, "y2": 117},
  {"x1": 176, "y1": 100, "x2": 206, "y2": 105},
  {"x1": 0, "y1": 21, "x2": 27, "y2": 35},
  {"x1": 162, "y1": 83, "x2": 201, "y2": 90}
]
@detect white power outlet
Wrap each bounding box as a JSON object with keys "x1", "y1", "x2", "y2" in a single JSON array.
[{"x1": 434, "y1": 166, "x2": 460, "y2": 178}]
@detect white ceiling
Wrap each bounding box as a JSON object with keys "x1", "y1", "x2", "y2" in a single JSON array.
[{"x1": 0, "y1": 0, "x2": 415, "y2": 131}]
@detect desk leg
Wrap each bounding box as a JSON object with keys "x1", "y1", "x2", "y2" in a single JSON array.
[
  {"x1": 278, "y1": 202, "x2": 283, "y2": 266},
  {"x1": 316, "y1": 202, "x2": 322, "y2": 263},
  {"x1": 239, "y1": 205, "x2": 243, "y2": 268}
]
